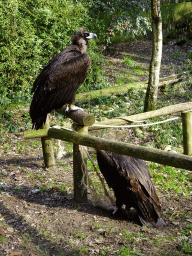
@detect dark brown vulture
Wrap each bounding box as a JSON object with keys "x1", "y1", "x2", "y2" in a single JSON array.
[
  {"x1": 97, "y1": 150, "x2": 166, "y2": 227},
  {"x1": 30, "y1": 28, "x2": 97, "y2": 130}
]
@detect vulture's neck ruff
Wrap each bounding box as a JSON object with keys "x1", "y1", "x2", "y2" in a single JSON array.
[{"x1": 78, "y1": 38, "x2": 88, "y2": 53}]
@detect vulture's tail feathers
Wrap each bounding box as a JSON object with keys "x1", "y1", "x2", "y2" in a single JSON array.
[{"x1": 31, "y1": 114, "x2": 47, "y2": 130}]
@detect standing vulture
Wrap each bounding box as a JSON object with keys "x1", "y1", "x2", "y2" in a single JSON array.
[
  {"x1": 30, "y1": 28, "x2": 97, "y2": 130},
  {"x1": 97, "y1": 150, "x2": 166, "y2": 227}
]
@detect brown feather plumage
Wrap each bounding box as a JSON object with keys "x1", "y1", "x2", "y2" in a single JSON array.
[
  {"x1": 30, "y1": 28, "x2": 96, "y2": 129},
  {"x1": 96, "y1": 150, "x2": 166, "y2": 227}
]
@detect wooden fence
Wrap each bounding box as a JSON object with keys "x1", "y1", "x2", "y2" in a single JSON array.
[{"x1": 24, "y1": 102, "x2": 192, "y2": 203}]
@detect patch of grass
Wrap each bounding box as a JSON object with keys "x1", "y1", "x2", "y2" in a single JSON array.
[
  {"x1": 73, "y1": 231, "x2": 87, "y2": 240},
  {"x1": 59, "y1": 183, "x2": 72, "y2": 193},
  {"x1": 149, "y1": 163, "x2": 192, "y2": 197},
  {"x1": 45, "y1": 182, "x2": 56, "y2": 189},
  {"x1": 146, "y1": 116, "x2": 183, "y2": 149},
  {"x1": 16, "y1": 141, "x2": 27, "y2": 153},
  {"x1": 1, "y1": 170, "x2": 7, "y2": 176},
  {"x1": 119, "y1": 246, "x2": 143, "y2": 256},
  {"x1": 5, "y1": 144, "x2": 12, "y2": 152},
  {"x1": 92, "y1": 221, "x2": 101, "y2": 230},
  {"x1": 132, "y1": 68, "x2": 144, "y2": 75},
  {"x1": 122, "y1": 230, "x2": 135, "y2": 243},
  {"x1": 22, "y1": 232, "x2": 33, "y2": 249},
  {"x1": 29, "y1": 140, "x2": 41, "y2": 146},
  {"x1": 65, "y1": 143, "x2": 73, "y2": 152},
  {"x1": 13, "y1": 188, "x2": 22, "y2": 193},
  {"x1": 181, "y1": 239, "x2": 192, "y2": 254},
  {"x1": 172, "y1": 52, "x2": 182, "y2": 58},
  {"x1": 53, "y1": 234, "x2": 63, "y2": 244},
  {"x1": 37, "y1": 174, "x2": 46, "y2": 182},
  {"x1": 61, "y1": 164, "x2": 68, "y2": 170},
  {"x1": 42, "y1": 231, "x2": 52, "y2": 238},
  {"x1": 187, "y1": 52, "x2": 192, "y2": 60},
  {"x1": 0, "y1": 222, "x2": 9, "y2": 244},
  {"x1": 181, "y1": 224, "x2": 192, "y2": 236},
  {"x1": 40, "y1": 186, "x2": 47, "y2": 192},
  {"x1": 60, "y1": 184, "x2": 66, "y2": 192},
  {"x1": 44, "y1": 217, "x2": 50, "y2": 222},
  {"x1": 117, "y1": 75, "x2": 139, "y2": 85},
  {"x1": 0, "y1": 234, "x2": 8, "y2": 244},
  {"x1": 123, "y1": 56, "x2": 137, "y2": 67},
  {"x1": 27, "y1": 173, "x2": 36, "y2": 179},
  {"x1": 75, "y1": 246, "x2": 89, "y2": 255}
]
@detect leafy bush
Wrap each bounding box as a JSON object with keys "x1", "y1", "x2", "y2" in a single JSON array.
[
  {"x1": 0, "y1": 0, "x2": 151, "y2": 106},
  {"x1": 0, "y1": 0, "x2": 104, "y2": 106},
  {"x1": 85, "y1": 0, "x2": 151, "y2": 47},
  {"x1": 161, "y1": 2, "x2": 192, "y2": 38}
]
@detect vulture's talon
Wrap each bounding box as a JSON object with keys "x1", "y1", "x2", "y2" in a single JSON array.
[
  {"x1": 65, "y1": 105, "x2": 84, "y2": 113},
  {"x1": 69, "y1": 105, "x2": 84, "y2": 112}
]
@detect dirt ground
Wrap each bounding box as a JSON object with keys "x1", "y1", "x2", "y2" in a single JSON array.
[{"x1": 0, "y1": 39, "x2": 192, "y2": 255}]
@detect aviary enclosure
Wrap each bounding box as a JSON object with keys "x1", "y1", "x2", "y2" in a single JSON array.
[{"x1": 24, "y1": 101, "x2": 192, "y2": 203}]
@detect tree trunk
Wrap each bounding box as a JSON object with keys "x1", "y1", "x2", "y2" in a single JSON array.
[{"x1": 144, "y1": 0, "x2": 162, "y2": 112}]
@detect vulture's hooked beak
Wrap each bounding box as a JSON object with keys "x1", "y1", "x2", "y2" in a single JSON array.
[{"x1": 86, "y1": 33, "x2": 97, "y2": 40}]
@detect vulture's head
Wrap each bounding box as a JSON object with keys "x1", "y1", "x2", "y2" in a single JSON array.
[{"x1": 72, "y1": 28, "x2": 97, "y2": 53}]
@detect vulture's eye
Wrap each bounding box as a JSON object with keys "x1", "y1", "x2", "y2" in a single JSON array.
[{"x1": 84, "y1": 33, "x2": 89, "y2": 37}]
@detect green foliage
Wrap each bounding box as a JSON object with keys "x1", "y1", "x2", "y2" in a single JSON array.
[
  {"x1": 149, "y1": 163, "x2": 192, "y2": 197},
  {"x1": 0, "y1": 0, "x2": 152, "y2": 106},
  {"x1": 0, "y1": 0, "x2": 103, "y2": 106},
  {"x1": 119, "y1": 246, "x2": 143, "y2": 256},
  {"x1": 77, "y1": 87, "x2": 146, "y2": 120},
  {"x1": 86, "y1": 0, "x2": 151, "y2": 47},
  {"x1": 161, "y1": 2, "x2": 192, "y2": 39},
  {"x1": 123, "y1": 56, "x2": 137, "y2": 67},
  {"x1": 187, "y1": 52, "x2": 192, "y2": 60}
]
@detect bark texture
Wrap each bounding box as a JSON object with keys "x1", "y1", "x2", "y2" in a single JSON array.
[{"x1": 144, "y1": 0, "x2": 162, "y2": 111}]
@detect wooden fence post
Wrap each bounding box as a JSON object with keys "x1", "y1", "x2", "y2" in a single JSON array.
[
  {"x1": 56, "y1": 107, "x2": 95, "y2": 202},
  {"x1": 182, "y1": 111, "x2": 192, "y2": 156},
  {"x1": 73, "y1": 123, "x2": 88, "y2": 203},
  {"x1": 41, "y1": 115, "x2": 56, "y2": 168}
]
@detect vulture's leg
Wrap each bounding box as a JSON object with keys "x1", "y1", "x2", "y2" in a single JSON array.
[
  {"x1": 65, "y1": 104, "x2": 84, "y2": 113},
  {"x1": 109, "y1": 199, "x2": 123, "y2": 215},
  {"x1": 109, "y1": 205, "x2": 119, "y2": 215}
]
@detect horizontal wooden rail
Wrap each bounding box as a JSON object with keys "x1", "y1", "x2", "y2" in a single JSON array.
[
  {"x1": 24, "y1": 129, "x2": 48, "y2": 139},
  {"x1": 29, "y1": 127, "x2": 192, "y2": 171},
  {"x1": 89, "y1": 102, "x2": 192, "y2": 130}
]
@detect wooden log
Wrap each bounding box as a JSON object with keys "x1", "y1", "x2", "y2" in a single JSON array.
[
  {"x1": 41, "y1": 116, "x2": 56, "y2": 169},
  {"x1": 89, "y1": 102, "x2": 192, "y2": 130},
  {"x1": 24, "y1": 129, "x2": 48, "y2": 139},
  {"x1": 48, "y1": 127, "x2": 192, "y2": 171},
  {"x1": 182, "y1": 111, "x2": 192, "y2": 156},
  {"x1": 73, "y1": 124, "x2": 88, "y2": 203},
  {"x1": 76, "y1": 72, "x2": 192, "y2": 103},
  {"x1": 56, "y1": 107, "x2": 95, "y2": 126}
]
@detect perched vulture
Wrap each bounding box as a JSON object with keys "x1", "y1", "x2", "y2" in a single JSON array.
[
  {"x1": 30, "y1": 28, "x2": 97, "y2": 130},
  {"x1": 97, "y1": 150, "x2": 166, "y2": 227}
]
